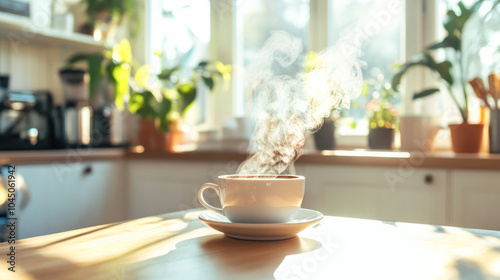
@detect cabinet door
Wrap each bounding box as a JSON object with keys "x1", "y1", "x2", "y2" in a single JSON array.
[
  {"x1": 46, "y1": 161, "x2": 125, "y2": 234},
  {"x1": 302, "y1": 165, "x2": 447, "y2": 225},
  {"x1": 17, "y1": 161, "x2": 125, "y2": 239},
  {"x1": 450, "y1": 170, "x2": 500, "y2": 230},
  {"x1": 128, "y1": 160, "x2": 214, "y2": 219},
  {"x1": 15, "y1": 165, "x2": 50, "y2": 239}
]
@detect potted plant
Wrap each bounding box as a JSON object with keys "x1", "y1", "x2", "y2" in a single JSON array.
[
  {"x1": 365, "y1": 83, "x2": 399, "y2": 150},
  {"x1": 62, "y1": 39, "x2": 134, "y2": 147},
  {"x1": 392, "y1": 1, "x2": 485, "y2": 153},
  {"x1": 80, "y1": 0, "x2": 138, "y2": 41},
  {"x1": 128, "y1": 60, "x2": 230, "y2": 151},
  {"x1": 304, "y1": 51, "x2": 339, "y2": 150},
  {"x1": 64, "y1": 39, "x2": 133, "y2": 110}
]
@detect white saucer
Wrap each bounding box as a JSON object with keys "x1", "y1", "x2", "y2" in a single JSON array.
[{"x1": 199, "y1": 209, "x2": 323, "y2": 241}]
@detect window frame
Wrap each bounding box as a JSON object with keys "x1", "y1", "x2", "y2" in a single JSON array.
[{"x1": 144, "y1": 0, "x2": 447, "y2": 148}]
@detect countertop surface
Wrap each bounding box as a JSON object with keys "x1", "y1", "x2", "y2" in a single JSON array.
[
  {"x1": 2, "y1": 147, "x2": 500, "y2": 170},
  {"x1": 1, "y1": 208, "x2": 499, "y2": 279}
]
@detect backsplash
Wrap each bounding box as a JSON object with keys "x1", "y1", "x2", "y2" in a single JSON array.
[{"x1": 0, "y1": 37, "x2": 76, "y2": 105}]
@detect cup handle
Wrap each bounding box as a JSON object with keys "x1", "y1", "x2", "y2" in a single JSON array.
[{"x1": 198, "y1": 183, "x2": 223, "y2": 215}]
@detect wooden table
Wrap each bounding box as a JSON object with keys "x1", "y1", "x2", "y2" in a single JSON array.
[{"x1": 1, "y1": 209, "x2": 500, "y2": 279}]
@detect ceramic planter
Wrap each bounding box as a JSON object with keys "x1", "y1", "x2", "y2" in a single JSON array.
[
  {"x1": 313, "y1": 119, "x2": 335, "y2": 150},
  {"x1": 399, "y1": 115, "x2": 441, "y2": 151},
  {"x1": 449, "y1": 123, "x2": 484, "y2": 153},
  {"x1": 368, "y1": 127, "x2": 394, "y2": 150}
]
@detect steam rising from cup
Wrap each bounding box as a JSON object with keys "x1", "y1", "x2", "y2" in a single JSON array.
[{"x1": 237, "y1": 30, "x2": 365, "y2": 175}]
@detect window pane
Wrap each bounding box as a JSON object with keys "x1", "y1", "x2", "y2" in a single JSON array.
[
  {"x1": 234, "y1": 0, "x2": 310, "y2": 115},
  {"x1": 328, "y1": 0, "x2": 404, "y2": 135},
  {"x1": 148, "y1": 0, "x2": 211, "y2": 124},
  {"x1": 148, "y1": 0, "x2": 211, "y2": 71}
]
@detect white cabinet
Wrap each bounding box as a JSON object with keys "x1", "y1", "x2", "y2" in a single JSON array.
[
  {"x1": 12, "y1": 165, "x2": 50, "y2": 239},
  {"x1": 17, "y1": 160, "x2": 126, "y2": 239},
  {"x1": 127, "y1": 161, "x2": 448, "y2": 226},
  {"x1": 450, "y1": 170, "x2": 500, "y2": 230},
  {"x1": 301, "y1": 165, "x2": 448, "y2": 225},
  {"x1": 127, "y1": 160, "x2": 239, "y2": 219}
]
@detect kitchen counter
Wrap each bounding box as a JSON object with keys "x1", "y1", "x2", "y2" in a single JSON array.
[
  {"x1": 0, "y1": 148, "x2": 127, "y2": 165},
  {"x1": 128, "y1": 149, "x2": 500, "y2": 170},
  {"x1": 2, "y1": 146, "x2": 500, "y2": 170},
  {"x1": 1, "y1": 208, "x2": 499, "y2": 279}
]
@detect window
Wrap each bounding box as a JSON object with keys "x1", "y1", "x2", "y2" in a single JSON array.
[
  {"x1": 327, "y1": 0, "x2": 404, "y2": 136},
  {"x1": 147, "y1": 0, "x2": 211, "y2": 71},
  {"x1": 233, "y1": 0, "x2": 310, "y2": 116},
  {"x1": 146, "y1": 0, "x2": 211, "y2": 124},
  {"x1": 144, "y1": 0, "x2": 485, "y2": 143}
]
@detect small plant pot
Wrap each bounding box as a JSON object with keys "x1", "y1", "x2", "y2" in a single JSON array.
[
  {"x1": 449, "y1": 123, "x2": 484, "y2": 153},
  {"x1": 313, "y1": 120, "x2": 335, "y2": 150},
  {"x1": 140, "y1": 119, "x2": 187, "y2": 152},
  {"x1": 164, "y1": 120, "x2": 185, "y2": 152},
  {"x1": 139, "y1": 119, "x2": 164, "y2": 151},
  {"x1": 368, "y1": 127, "x2": 394, "y2": 150}
]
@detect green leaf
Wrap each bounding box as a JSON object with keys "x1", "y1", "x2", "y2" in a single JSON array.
[
  {"x1": 157, "y1": 66, "x2": 179, "y2": 81},
  {"x1": 443, "y1": 10, "x2": 460, "y2": 36},
  {"x1": 113, "y1": 39, "x2": 133, "y2": 63},
  {"x1": 202, "y1": 76, "x2": 214, "y2": 91},
  {"x1": 413, "y1": 88, "x2": 440, "y2": 100},
  {"x1": 197, "y1": 61, "x2": 209, "y2": 68},
  {"x1": 130, "y1": 91, "x2": 159, "y2": 119},
  {"x1": 134, "y1": 64, "x2": 151, "y2": 88},
  {"x1": 66, "y1": 53, "x2": 90, "y2": 66},
  {"x1": 106, "y1": 61, "x2": 117, "y2": 85},
  {"x1": 435, "y1": 61, "x2": 454, "y2": 85},
  {"x1": 392, "y1": 53, "x2": 440, "y2": 91},
  {"x1": 157, "y1": 98, "x2": 173, "y2": 133},
  {"x1": 88, "y1": 53, "x2": 104, "y2": 100},
  {"x1": 442, "y1": 1, "x2": 482, "y2": 45},
  {"x1": 426, "y1": 36, "x2": 460, "y2": 51},
  {"x1": 128, "y1": 92, "x2": 144, "y2": 113},
  {"x1": 178, "y1": 83, "x2": 197, "y2": 116},
  {"x1": 360, "y1": 84, "x2": 370, "y2": 97},
  {"x1": 112, "y1": 62, "x2": 131, "y2": 110}
]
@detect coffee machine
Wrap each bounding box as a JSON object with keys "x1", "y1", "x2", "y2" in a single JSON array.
[
  {"x1": 55, "y1": 69, "x2": 93, "y2": 148},
  {"x1": 0, "y1": 76, "x2": 55, "y2": 150}
]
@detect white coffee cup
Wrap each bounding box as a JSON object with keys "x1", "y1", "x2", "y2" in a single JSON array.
[{"x1": 198, "y1": 174, "x2": 305, "y2": 223}]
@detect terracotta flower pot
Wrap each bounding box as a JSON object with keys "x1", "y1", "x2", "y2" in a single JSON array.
[
  {"x1": 449, "y1": 123, "x2": 484, "y2": 153},
  {"x1": 139, "y1": 119, "x2": 188, "y2": 152},
  {"x1": 164, "y1": 119, "x2": 187, "y2": 152},
  {"x1": 139, "y1": 119, "x2": 164, "y2": 151}
]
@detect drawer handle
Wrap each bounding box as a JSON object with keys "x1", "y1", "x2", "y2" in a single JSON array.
[
  {"x1": 424, "y1": 174, "x2": 433, "y2": 184},
  {"x1": 82, "y1": 165, "x2": 93, "y2": 176}
]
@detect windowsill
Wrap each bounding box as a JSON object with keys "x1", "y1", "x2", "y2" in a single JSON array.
[
  {"x1": 2, "y1": 145, "x2": 499, "y2": 170},
  {"x1": 127, "y1": 146, "x2": 500, "y2": 171}
]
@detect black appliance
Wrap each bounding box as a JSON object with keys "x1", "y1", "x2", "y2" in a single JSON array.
[{"x1": 0, "y1": 90, "x2": 54, "y2": 150}]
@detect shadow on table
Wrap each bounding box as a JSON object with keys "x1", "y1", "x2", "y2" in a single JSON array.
[
  {"x1": 453, "y1": 258, "x2": 500, "y2": 280},
  {"x1": 201, "y1": 235, "x2": 322, "y2": 277},
  {"x1": 127, "y1": 234, "x2": 322, "y2": 280}
]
